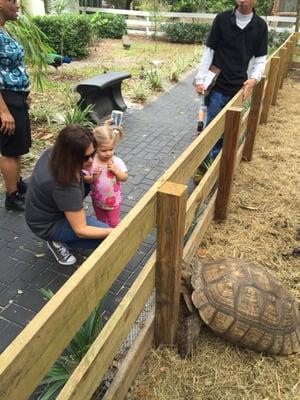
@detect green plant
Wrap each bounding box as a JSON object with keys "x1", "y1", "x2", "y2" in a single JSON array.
[
  {"x1": 62, "y1": 103, "x2": 96, "y2": 129},
  {"x1": 33, "y1": 14, "x2": 93, "y2": 58},
  {"x1": 131, "y1": 80, "x2": 149, "y2": 102},
  {"x1": 268, "y1": 29, "x2": 291, "y2": 51},
  {"x1": 90, "y1": 12, "x2": 127, "y2": 39},
  {"x1": 163, "y1": 22, "x2": 211, "y2": 44},
  {"x1": 146, "y1": 66, "x2": 163, "y2": 90},
  {"x1": 30, "y1": 104, "x2": 57, "y2": 126},
  {"x1": 37, "y1": 288, "x2": 105, "y2": 400}
]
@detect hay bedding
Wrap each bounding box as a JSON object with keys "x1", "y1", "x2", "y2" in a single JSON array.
[{"x1": 127, "y1": 73, "x2": 300, "y2": 399}]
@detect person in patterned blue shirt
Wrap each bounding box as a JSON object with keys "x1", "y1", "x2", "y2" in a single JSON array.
[{"x1": 0, "y1": 0, "x2": 31, "y2": 211}]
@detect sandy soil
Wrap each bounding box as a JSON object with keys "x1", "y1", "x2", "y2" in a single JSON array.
[{"x1": 127, "y1": 71, "x2": 300, "y2": 400}]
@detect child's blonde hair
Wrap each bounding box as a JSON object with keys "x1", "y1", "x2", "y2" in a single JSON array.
[{"x1": 93, "y1": 125, "x2": 124, "y2": 147}]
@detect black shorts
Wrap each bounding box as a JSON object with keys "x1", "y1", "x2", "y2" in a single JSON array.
[{"x1": 0, "y1": 90, "x2": 31, "y2": 157}]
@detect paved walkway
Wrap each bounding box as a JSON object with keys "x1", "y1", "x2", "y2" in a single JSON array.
[{"x1": 0, "y1": 71, "x2": 199, "y2": 354}]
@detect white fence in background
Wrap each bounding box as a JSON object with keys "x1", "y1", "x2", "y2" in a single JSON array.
[{"x1": 78, "y1": 7, "x2": 296, "y2": 36}]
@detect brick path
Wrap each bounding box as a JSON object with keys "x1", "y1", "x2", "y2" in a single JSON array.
[{"x1": 0, "y1": 71, "x2": 199, "y2": 354}]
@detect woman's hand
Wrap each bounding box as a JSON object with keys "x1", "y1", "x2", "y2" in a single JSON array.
[{"x1": 0, "y1": 110, "x2": 15, "y2": 135}]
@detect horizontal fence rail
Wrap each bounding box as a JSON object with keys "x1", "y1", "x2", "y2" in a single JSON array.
[
  {"x1": 79, "y1": 7, "x2": 297, "y2": 36},
  {"x1": 0, "y1": 32, "x2": 298, "y2": 400}
]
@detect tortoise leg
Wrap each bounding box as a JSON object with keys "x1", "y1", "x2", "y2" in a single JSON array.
[{"x1": 177, "y1": 311, "x2": 201, "y2": 358}]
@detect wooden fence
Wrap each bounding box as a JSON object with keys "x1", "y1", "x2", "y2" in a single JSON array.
[
  {"x1": 78, "y1": 7, "x2": 298, "y2": 36},
  {"x1": 0, "y1": 32, "x2": 299, "y2": 400}
]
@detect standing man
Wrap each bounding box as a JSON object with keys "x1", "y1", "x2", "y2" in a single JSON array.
[{"x1": 194, "y1": 0, "x2": 268, "y2": 162}]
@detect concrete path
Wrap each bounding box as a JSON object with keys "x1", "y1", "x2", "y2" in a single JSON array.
[{"x1": 0, "y1": 71, "x2": 199, "y2": 353}]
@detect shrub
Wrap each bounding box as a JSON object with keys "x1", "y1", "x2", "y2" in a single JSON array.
[
  {"x1": 90, "y1": 12, "x2": 127, "y2": 39},
  {"x1": 32, "y1": 14, "x2": 93, "y2": 59},
  {"x1": 268, "y1": 29, "x2": 291, "y2": 50},
  {"x1": 163, "y1": 22, "x2": 211, "y2": 44},
  {"x1": 37, "y1": 289, "x2": 105, "y2": 400}
]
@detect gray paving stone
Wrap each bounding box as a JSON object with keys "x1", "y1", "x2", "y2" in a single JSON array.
[
  {"x1": 0, "y1": 260, "x2": 30, "y2": 284},
  {"x1": 45, "y1": 274, "x2": 69, "y2": 293},
  {"x1": 0, "y1": 279, "x2": 30, "y2": 307},
  {"x1": 28, "y1": 269, "x2": 58, "y2": 291},
  {"x1": 19, "y1": 259, "x2": 51, "y2": 282},
  {"x1": 14, "y1": 289, "x2": 48, "y2": 313},
  {"x1": 0, "y1": 322, "x2": 23, "y2": 353},
  {"x1": 0, "y1": 316, "x2": 10, "y2": 333},
  {"x1": 1, "y1": 303, "x2": 35, "y2": 327}
]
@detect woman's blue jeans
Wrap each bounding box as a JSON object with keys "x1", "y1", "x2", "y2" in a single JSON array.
[
  {"x1": 51, "y1": 216, "x2": 109, "y2": 249},
  {"x1": 206, "y1": 89, "x2": 232, "y2": 159}
]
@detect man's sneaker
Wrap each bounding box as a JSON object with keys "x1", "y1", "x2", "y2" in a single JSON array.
[
  {"x1": 47, "y1": 241, "x2": 77, "y2": 266},
  {"x1": 17, "y1": 177, "x2": 27, "y2": 195},
  {"x1": 197, "y1": 120, "x2": 204, "y2": 134},
  {"x1": 5, "y1": 191, "x2": 25, "y2": 211}
]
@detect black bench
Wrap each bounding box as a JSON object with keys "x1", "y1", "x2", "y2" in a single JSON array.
[{"x1": 75, "y1": 72, "x2": 131, "y2": 124}]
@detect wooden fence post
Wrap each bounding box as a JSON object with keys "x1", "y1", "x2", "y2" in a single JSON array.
[
  {"x1": 215, "y1": 107, "x2": 243, "y2": 221},
  {"x1": 243, "y1": 78, "x2": 265, "y2": 161},
  {"x1": 281, "y1": 40, "x2": 293, "y2": 84},
  {"x1": 155, "y1": 181, "x2": 187, "y2": 347},
  {"x1": 272, "y1": 47, "x2": 287, "y2": 105},
  {"x1": 288, "y1": 34, "x2": 297, "y2": 71},
  {"x1": 260, "y1": 57, "x2": 280, "y2": 124}
]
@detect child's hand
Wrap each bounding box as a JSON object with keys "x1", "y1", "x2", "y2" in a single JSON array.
[
  {"x1": 92, "y1": 167, "x2": 101, "y2": 180},
  {"x1": 107, "y1": 159, "x2": 117, "y2": 173}
]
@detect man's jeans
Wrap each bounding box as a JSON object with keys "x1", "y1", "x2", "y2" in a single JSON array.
[
  {"x1": 52, "y1": 216, "x2": 109, "y2": 249},
  {"x1": 206, "y1": 89, "x2": 232, "y2": 159}
]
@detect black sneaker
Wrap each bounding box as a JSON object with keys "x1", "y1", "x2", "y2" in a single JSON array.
[
  {"x1": 17, "y1": 177, "x2": 27, "y2": 195},
  {"x1": 5, "y1": 191, "x2": 25, "y2": 211},
  {"x1": 47, "y1": 241, "x2": 77, "y2": 266},
  {"x1": 197, "y1": 121, "x2": 204, "y2": 134}
]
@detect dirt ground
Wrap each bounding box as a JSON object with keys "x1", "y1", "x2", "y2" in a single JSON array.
[{"x1": 126, "y1": 71, "x2": 300, "y2": 399}]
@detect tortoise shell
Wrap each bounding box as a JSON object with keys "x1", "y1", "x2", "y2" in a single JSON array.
[{"x1": 190, "y1": 258, "x2": 300, "y2": 355}]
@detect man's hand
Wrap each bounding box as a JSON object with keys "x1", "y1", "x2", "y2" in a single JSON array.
[
  {"x1": 195, "y1": 83, "x2": 205, "y2": 95},
  {"x1": 0, "y1": 110, "x2": 15, "y2": 135},
  {"x1": 243, "y1": 78, "x2": 257, "y2": 100}
]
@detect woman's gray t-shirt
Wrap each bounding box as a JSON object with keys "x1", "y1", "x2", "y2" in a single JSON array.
[{"x1": 25, "y1": 148, "x2": 84, "y2": 240}]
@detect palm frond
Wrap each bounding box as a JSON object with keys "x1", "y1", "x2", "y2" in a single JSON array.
[{"x1": 7, "y1": 15, "x2": 53, "y2": 91}]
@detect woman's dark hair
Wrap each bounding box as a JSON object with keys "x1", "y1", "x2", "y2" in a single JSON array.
[{"x1": 50, "y1": 124, "x2": 97, "y2": 186}]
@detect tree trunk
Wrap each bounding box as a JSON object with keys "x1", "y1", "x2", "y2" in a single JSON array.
[{"x1": 125, "y1": 0, "x2": 133, "y2": 10}]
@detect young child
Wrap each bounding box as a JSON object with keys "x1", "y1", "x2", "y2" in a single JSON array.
[{"x1": 83, "y1": 125, "x2": 128, "y2": 228}]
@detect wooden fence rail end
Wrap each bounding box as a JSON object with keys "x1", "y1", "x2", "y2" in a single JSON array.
[{"x1": 155, "y1": 181, "x2": 187, "y2": 347}]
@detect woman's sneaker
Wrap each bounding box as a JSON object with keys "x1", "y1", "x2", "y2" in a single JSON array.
[{"x1": 47, "y1": 241, "x2": 77, "y2": 266}]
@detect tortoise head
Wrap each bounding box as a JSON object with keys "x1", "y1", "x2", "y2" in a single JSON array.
[{"x1": 181, "y1": 258, "x2": 203, "y2": 291}]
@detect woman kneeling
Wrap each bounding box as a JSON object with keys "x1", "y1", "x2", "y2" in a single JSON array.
[{"x1": 25, "y1": 124, "x2": 113, "y2": 265}]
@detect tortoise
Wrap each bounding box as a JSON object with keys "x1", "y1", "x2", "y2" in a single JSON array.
[{"x1": 178, "y1": 257, "x2": 300, "y2": 357}]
